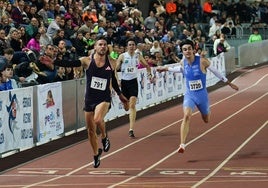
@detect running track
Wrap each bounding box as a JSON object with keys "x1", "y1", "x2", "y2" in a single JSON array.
[{"x1": 0, "y1": 64, "x2": 267, "y2": 188}]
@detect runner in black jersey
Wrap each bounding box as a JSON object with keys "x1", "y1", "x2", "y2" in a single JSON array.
[
  {"x1": 81, "y1": 37, "x2": 128, "y2": 168},
  {"x1": 55, "y1": 36, "x2": 128, "y2": 168}
]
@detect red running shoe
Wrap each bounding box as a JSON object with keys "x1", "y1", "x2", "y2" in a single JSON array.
[{"x1": 178, "y1": 144, "x2": 185, "y2": 153}]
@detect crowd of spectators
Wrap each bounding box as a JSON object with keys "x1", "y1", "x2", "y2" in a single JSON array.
[{"x1": 0, "y1": 0, "x2": 267, "y2": 91}]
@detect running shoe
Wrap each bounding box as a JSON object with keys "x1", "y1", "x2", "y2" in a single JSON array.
[
  {"x1": 93, "y1": 148, "x2": 103, "y2": 168},
  {"x1": 102, "y1": 137, "x2": 110, "y2": 152},
  {"x1": 129, "y1": 130, "x2": 135, "y2": 138},
  {"x1": 178, "y1": 144, "x2": 185, "y2": 153}
]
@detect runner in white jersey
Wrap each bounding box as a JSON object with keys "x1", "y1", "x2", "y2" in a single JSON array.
[{"x1": 115, "y1": 38, "x2": 153, "y2": 138}]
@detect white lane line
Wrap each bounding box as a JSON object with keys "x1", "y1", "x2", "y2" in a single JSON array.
[
  {"x1": 22, "y1": 73, "x2": 268, "y2": 188},
  {"x1": 192, "y1": 120, "x2": 268, "y2": 188},
  {"x1": 108, "y1": 92, "x2": 268, "y2": 188}
]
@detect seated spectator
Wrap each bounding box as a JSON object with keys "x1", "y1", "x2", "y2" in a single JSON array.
[
  {"x1": 0, "y1": 54, "x2": 8, "y2": 73},
  {"x1": 37, "y1": 2, "x2": 49, "y2": 27},
  {"x1": 138, "y1": 53, "x2": 157, "y2": 69},
  {"x1": 46, "y1": 15, "x2": 61, "y2": 38},
  {"x1": 54, "y1": 66, "x2": 67, "y2": 82},
  {"x1": 2, "y1": 48, "x2": 26, "y2": 84},
  {"x1": 213, "y1": 33, "x2": 231, "y2": 56},
  {"x1": 11, "y1": 0, "x2": 25, "y2": 27},
  {"x1": 39, "y1": 26, "x2": 53, "y2": 55},
  {"x1": 64, "y1": 17, "x2": 79, "y2": 40},
  {"x1": 53, "y1": 29, "x2": 65, "y2": 46},
  {"x1": 0, "y1": 29, "x2": 8, "y2": 55},
  {"x1": 57, "y1": 40, "x2": 76, "y2": 61},
  {"x1": 26, "y1": 32, "x2": 41, "y2": 53},
  {"x1": 34, "y1": 44, "x2": 57, "y2": 84},
  {"x1": 150, "y1": 40, "x2": 163, "y2": 56},
  {"x1": 18, "y1": 26, "x2": 28, "y2": 48},
  {"x1": 73, "y1": 66, "x2": 84, "y2": 79},
  {"x1": 78, "y1": 17, "x2": 94, "y2": 35},
  {"x1": 109, "y1": 43, "x2": 120, "y2": 60},
  {"x1": 8, "y1": 29, "x2": 23, "y2": 52},
  {"x1": 0, "y1": 63, "x2": 18, "y2": 91},
  {"x1": 0, "y1": 15, "x2": 12, "y2": 36},
  {"x1": 166, "y1": 52, "x2": 181, "y2": 65},
  {"x1": 25, "y1": 17, "x2": 39, "y2": 40},
  {"x1": 160, "y1": 30, "x2": 175, "y2": 43},
  {"x1": 71, "y1": 31, "x2": 87, "y2": 57}
]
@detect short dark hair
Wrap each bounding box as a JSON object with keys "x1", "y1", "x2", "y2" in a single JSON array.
[
  {"x1": 180, "y1": 39, "x2": 194, "y2": 49},
  {"x1": 126, "y1": 38, "x2": 136, "y2": 45},
  {"x1": 4, "y1": 48, "x2": 14, "y2": 55},
  {"x1": 95, "y1": 35, "x2": 107, "y2": 42}
]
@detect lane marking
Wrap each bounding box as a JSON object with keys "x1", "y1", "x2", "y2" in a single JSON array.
[
  {"x1": 192, "y1": 120, "x2": 268, "y2": 188},
  {"x1": 108, "y1": 92, "x2": 268, "y2": 188},
  {"x1": 21, "y1": 72, "x2": 268, "y2": 187}
]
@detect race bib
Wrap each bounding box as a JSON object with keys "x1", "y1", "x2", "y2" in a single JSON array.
[
  {"x1": 90, "y1": 76, "x2": 107, "y2": 91},
  {"x1": 126, "y1": 66, "x2": 137, "y2": 74},
  {"x1": 189, "y1": 79, "x2": 203, "y2": 91}
]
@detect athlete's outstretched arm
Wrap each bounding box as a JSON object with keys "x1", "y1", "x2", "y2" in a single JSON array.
[
  {"x1": 207, "y1": 64, "x2": 239, "y2": 91},
  {"x1": 156, "y1": 64, "x2": 183, "y2": 73}
]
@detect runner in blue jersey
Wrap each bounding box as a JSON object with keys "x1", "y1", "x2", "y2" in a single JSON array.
[{"x1": 157, "y1": 39, "x2": 238, "y2": 153}]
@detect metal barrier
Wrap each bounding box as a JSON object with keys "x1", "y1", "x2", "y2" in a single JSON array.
[{"x1": 238, "y1": 39, "x2": 268, "y2": 67}]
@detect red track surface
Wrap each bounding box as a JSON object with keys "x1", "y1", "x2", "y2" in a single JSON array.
[{"x1": 0, "y1": 65, "x2": 267, "y2": 188}]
